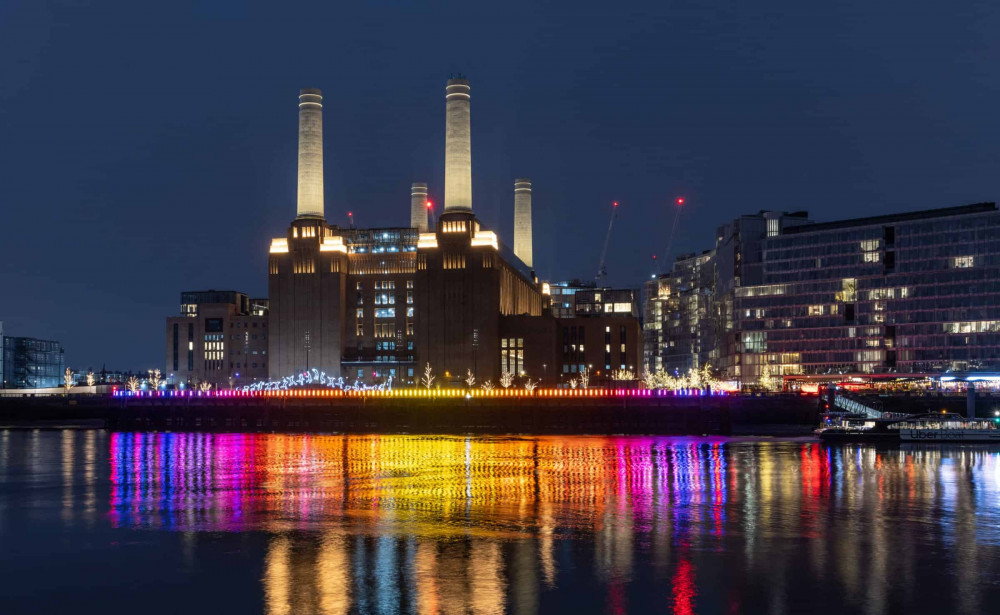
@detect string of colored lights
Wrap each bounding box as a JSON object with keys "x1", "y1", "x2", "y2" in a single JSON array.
[
  {"x1": 241, "y1": 368, "x2": 394, "y2": 392},
  {"x1": 111, "y1": 386, "x2": 729, "y2": 399}
]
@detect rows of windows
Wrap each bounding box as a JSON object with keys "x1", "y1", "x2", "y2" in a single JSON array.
[
  {"x1": 444, "y1": 254, "x2": 466, "y2": 269},
  {"x1": 501, "y1": 338, "x2": 524, "y2": 375}
]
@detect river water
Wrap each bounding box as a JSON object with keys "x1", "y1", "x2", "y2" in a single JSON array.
[{"x1": 1, "y1": 430, "x2": 999, "y2": 613}]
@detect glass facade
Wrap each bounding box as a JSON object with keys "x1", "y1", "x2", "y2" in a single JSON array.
[
  {"x1": 735, "y1": 203, "x2": 1000, "y2": 380},
  {"x1": 1, "y1": 335, "x2": 65, "y2": 388}
]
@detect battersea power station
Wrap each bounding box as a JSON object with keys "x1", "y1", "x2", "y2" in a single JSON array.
[{"x1": 165, "y1": 79, "x2": 642, "y2": 389}]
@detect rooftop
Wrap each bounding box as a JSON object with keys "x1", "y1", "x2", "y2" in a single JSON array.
[{"x1": 783, "y1": 202, "x2": 996, "y2": 235}]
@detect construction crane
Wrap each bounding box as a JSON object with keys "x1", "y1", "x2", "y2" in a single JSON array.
[{"x1": 595, "y1": 201, "x2": 619, "y2": 286}]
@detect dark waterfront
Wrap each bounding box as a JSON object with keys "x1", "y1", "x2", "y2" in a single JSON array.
[{"x1": 2, "y1": 431, "x2": 1000, "y2": 613}]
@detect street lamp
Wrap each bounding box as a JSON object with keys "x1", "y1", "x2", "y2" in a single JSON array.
[{"x1": 473, "y1": 328, "x2": 479, "y2": 380}]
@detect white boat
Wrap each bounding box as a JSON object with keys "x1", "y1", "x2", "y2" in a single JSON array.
[{"x1": 898, "y1": 413, "x2": 1000, "y2": 442}]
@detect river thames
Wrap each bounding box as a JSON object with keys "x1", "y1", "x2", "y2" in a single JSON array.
[{"x1": 1, "y1": 430, "x2": 999, "y2": 613}]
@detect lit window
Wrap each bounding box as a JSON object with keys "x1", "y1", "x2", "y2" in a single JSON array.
[
  {"x1": 356, "y1": 308, "x2": 363, "y2": 318},
  {"x1": 952, "y1": 255, "x2": 975, "y2": 268}
]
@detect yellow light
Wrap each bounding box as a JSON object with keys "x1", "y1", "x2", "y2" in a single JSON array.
[
  {"x1": 319, "y1": 236, "x2": 347, "y2": 253},
  {"x1": 470, "y1": 230, "x2": 499, "y2": 250},
  {"x1": 269, "y1": 238, "x2": 289, "y2": 253},
  {"x1": 417, "y1": 233, "x2": 439, "y2": 249}
]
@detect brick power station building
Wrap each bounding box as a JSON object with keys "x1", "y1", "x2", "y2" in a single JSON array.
[{"x1": 168, "y1": 79, "x2": 640, "y2": 389}]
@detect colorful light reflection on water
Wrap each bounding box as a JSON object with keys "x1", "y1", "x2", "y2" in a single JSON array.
[{"x1": 4, "y1": 431, "x2": 1000, "y2": 613}]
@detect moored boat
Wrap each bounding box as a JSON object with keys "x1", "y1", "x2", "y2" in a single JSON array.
[
  {"x1": 816, "y1": 413, "x2": 902, "y2": 442},
  {"x1": 817, "y1": 412, "x2": 1000, "y2": 443},
  {"x1": 898, "y1": 413, "x2": 1000, "y2": 442}
]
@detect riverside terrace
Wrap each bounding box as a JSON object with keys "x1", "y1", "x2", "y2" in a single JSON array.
[{"x1": 0, "y1": 388, "x2": 821, "y2": 435}]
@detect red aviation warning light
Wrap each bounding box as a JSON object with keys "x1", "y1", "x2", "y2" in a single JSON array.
[
  {"x1": 613, "y1": 201, "x2": 619, "y2": 207},
  {"x1": 426, "y1": 200, "x2": 433, "y2": 209},
  {"x1": 676, "y1": 197, "x2": 685, "y2": 206}
]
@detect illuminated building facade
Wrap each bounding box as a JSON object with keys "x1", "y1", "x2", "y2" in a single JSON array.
[
  {"x1": 0, "y1": 321, "x2": 65, "y2": 389},
  {"x1": 645, "y1": 202, "x2": 1000, "y2": 385},
  {"x1": 164, "y1": 290, "x2": 269, "y2": 389},
  {"x1": 658, "y1": 250, "x2": 718, "y2": 374},
  {"x1": 268, "y1": 79, "x2": 544, "y2": 386},
  {"x1": 414, "y1": 209, "x2": 542, "y2": 383},
  {"x1": 642, "y1": 211, "x2": 811, "y2": 377},
  {"x1": 737, "y1": 202, "x2": 1000, "y2": 381},
  {"x1": 549, "y1": 280, "x2": 639, "y2": 319}
]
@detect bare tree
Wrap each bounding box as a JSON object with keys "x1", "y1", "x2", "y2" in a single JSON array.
[
  {"x1": 758, "y1": 362, "x2": 777, "y2": 392},
  {"x1": 198, "y1": 381, "x2": 213, "y2": 392},
  {"x1": 481, "y1": 380, "x2": 494, "y2": 392},
  {"x1": 464, "y1": 368, "x2": 476, "y2": 388},
  {"x1": 147, "y1": 369, "x2": 163, "y2": 391},
  {"x1": 126, "y1": 375, "x2": 140, "y2": 393},
  {"x1": 499, "y1": 370, "x2": 514, "y2": 389},
  {"x1": 568, "y1": 378, "x2": 579, "y2": 389},
  {"x1": 611, "y1": 368, "x2": 635, "y2": 381},
  {"x1": 578, "y1": 367, "x2": 590, "y2": 389},
  {"x1": 63, "y1": 368, "x2": 74, "y2": 393},
  {"x1": 523, "y1": 377, "x2": 538, "y2": 393},
  {"x1": 85, "y1": 370, "x2": 95, "y2": 387},
  {"x1": 421, "y1": 362, "x2": 436, "y2": 389}
]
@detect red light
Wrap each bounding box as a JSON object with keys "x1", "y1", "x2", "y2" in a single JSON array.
[
  {"x1": 676, "y1": 197, "x2": 685, "y2": 206},
  {"x1": 613, "y1": 201, "x2": 619, "y2": 207},
  {"x1": 426, "y1": 200, "x2": 433, "y2": 208},
  {"x1": 348, "y1": 211, "x2": 353, "y2": 217}
]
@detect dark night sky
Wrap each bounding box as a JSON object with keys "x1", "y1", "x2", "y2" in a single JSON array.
[{"x1": 2, "y1": 0, "x2": 999, "y2": 371}]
